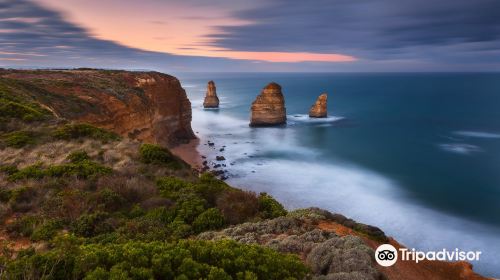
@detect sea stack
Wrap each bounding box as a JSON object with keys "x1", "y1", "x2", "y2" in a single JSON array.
[
  {"x1": 309, "y1": 93, "x2": 328, "y2": 118},
  {"x1": 250, "y1": 82, "x2": 286, "y2": 127},
  {"x1": 203, "y1": 80, "x2": 219, "y2": 108}
]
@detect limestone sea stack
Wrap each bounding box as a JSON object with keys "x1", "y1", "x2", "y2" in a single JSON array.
[
  {"x1": 203, "y1": 80, "x2": 219, "y2": 108},
  {"x1": 250, "y1": 82, "x2": 286, "y2": 126},
  {"x1": 309, "y1": 93, "x2": 328, "y2": 118}
]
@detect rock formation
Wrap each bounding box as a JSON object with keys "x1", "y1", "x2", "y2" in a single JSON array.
[
  {"x1": 309, "y1": 93, "x2": 328, "y2": 118},
  {"x1": 203, "y1": 80, "x2": 219, "y2": 108},
  {"x1": 0, "y1": 69, "x2": 196, "y2": 146},
  {"x1": 250, "y1": 82, "x2": 286, "y2": 126}
]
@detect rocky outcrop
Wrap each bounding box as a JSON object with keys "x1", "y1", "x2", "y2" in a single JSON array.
[
  {"x1": 203, "y1": 80, "x2": 219, "y2": 108},
  {"x1": 0, "y1": 69, "x2": 195, "y2": 146},
  {"x1": 250, "y1": 82, "x2": 286, "y2": 126},
  {"x1": 309, "y1": 93, "x2": 328, "y2": 118}
]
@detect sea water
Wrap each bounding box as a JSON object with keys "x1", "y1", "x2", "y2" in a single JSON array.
[{"x1": 177, "y1": 72, "x2": 500, "y2": 277}]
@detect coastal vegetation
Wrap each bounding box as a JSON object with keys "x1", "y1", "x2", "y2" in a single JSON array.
[{"x1": 0, "y1": 76, "x2": 312, "y2": 279}]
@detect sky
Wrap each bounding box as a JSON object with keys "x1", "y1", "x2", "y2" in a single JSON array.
[{"x1": 1, "y1": 0, "x2": 499, "y2": 72}]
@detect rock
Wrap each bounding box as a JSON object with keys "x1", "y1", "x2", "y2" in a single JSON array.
[
  {"x1": 0, "y1": 69, "x2": 196, "y2": 146},
  {"x1": 203, "y1": 80, "x2": 219, "y2": 108},
  {"x1": 216, "y1": 156, "x2": 226, "y2": 161},
  {"x1": 309, "y1": 93, "x2": 327, "y2": 118},
  {"x1": 250, "y1": 82, "x2": 286, "y2": 126}
]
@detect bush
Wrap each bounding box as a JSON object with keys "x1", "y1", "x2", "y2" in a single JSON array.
[
  {"x1": 192, "y1": 208, "x2": 225, "y2": 233},
  {"x1": 1, "y1": 238, "x2": 309, "y2": 280},
  {"x1": 46, "y1": 161, "x2": 112, "y2": 180},
  {"x1": 53, "y1": 123, "x2": 119, "y2": 142},
  {"x1": 175, "y1": 193, "x2": 207, "y2": 224},
  {"x1": 156, "y1": 176, "x2": 191, "y2": 199},
  {"x1": 72, "y1": 211, "x2": 113, "y2": 237},
  {"x1": 67, "y1": 150, "x2": 91, "y2": 163},
  {"x1": 7, "y1": 163, "x2": 45, "y2": 181},
  {"x1": 31, "y1": 219, "x2": 63, "y2": 241},
  {"x1": 93, "y1": 188, "x2": 126, "y2": 212},
  {"x1": 258, "y1": 192, "x2": 287, "y2": 219},
  {"x1": 2, "y1": 131, "x2": 35, "y2": 148},
  {"x1": 0, "y1": 100, "x2": 48, "y2": 122},
  {"x1": 216, "y1": 191, "x2": 259, "y2": 224},
  {"x1": 139, "y1": 144, "x2": 185, "y2": 169}
]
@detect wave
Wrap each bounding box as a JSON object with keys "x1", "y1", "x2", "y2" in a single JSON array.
[
  {"x1": 438, "y1": 143, "x2": 482, "y2": 155},
  {"x1": 287, "y1": 114, "x2": 344, "y2": 124},
  {"x1": 454, "y1": 131, "x2": 500, "y2": 139}
]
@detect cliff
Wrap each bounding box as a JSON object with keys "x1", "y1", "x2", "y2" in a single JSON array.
[
  {"x1": 250, "y1": 82, "x2": 287, "y2": 126},
  {"x1": 0, "y1": 69, "x2": 195, "y2": 146},
  {"x1": 203, "y1": 80, "x2": 219, "y2": 108}
]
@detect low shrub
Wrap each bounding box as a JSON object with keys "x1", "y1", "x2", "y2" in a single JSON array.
[
  {"x1": 72, "y1": 211, "x2": 113, "y2": 237},
  {"x1": 31, "y1": 219, "x2": 64, "y2": 241},
  {"x1": 139, "y1": 144, "x2": 185, "y2": 169},
  {"x1": 53, "y1": 123, "x2": 120, "y2": 142},
  {"x1": 258, "y1": 192, "x2": 287, "y2": 219},
  {"x1": 2, "y1": 131, "x2": 36, "y2": 148},
  {"x1": 0, "y1": 100, "x2": 48, "y2": 122},
  {"x1": 67, "y1": 150, "x2": 91, "y2": 163},
  {"x1": 192, "y1": 208, "x2": 225, "y2": 233},
  {"x1": 1, "y1": 239, "x2": 309, "y2": 279},
  {"x1": 156, "y1": 176, "x2": 191, "y2": 199},
  {"x1": 8, "y1": 160, "x2": 112, "y2": 181}
]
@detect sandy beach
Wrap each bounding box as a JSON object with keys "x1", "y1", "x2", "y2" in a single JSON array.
[{"x1": 170, "y1": 138, "x2": 202, "y2": 170}]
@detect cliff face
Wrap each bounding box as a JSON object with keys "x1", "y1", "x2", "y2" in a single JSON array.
[
  {"x1": 0, "y1": 69, "x2": 195, "y2": 146},
  {"x1": 309, "y1": 93, "x2": 328, "y2": 118},
  {"x1": 203, "y1": 80, "x2": 219, "y2": 108},
  {"x1": 250, "y1": 82, "x2": 287, "y2": 127}
]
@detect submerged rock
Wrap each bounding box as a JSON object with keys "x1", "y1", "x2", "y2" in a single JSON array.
[
  {"x1": 203, "y1": 80, "x2": 219, "y2": 108},
  {"x1": 250, "y1": 82, "x2": 286, "y2": 126},
  {"x1": 309, "y1": 93, "x2": 328, "y2": 118}
]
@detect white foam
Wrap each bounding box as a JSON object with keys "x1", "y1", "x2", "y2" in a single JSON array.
[
  {"x1": 439, "y1": 143, "x2": 482, "y2": 154},
  {"x1": 287, "y1": 114, "x2": 344, "y2": 124},
  {"x1": 454, "y1": 131, "x2": 500, "y2": 139}
]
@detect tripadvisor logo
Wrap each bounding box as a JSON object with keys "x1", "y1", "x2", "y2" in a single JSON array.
[
  {"x1": 375, "y1": 244, "x2": 398, "y2": 267},
  {"x1": 375, "y1": 244, "x2": 482, "y2": 267}
]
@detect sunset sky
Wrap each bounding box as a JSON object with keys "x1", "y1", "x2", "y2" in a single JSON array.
[{"x1": 1, "y1": 0, "x2": 499, "y2": 72}]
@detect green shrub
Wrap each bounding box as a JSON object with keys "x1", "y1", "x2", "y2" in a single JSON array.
[
  {"x1": 72, "y1": 211, "x2": 113, "y2": 237},
  {"x1": 258, "y1": 192, "x2": 287, "y2": 219},
  {"x1": 93, "y1": 188, "x2": 126, "y2": 212},
  {"x1": 7, "y1": 163, "x2": 45, "y2": 181},
  {"x1": 192, "y1": 208, "x2": 225, "y2": 233},
  {"x1": 156, "y1": 176, "x2": 191, "y2": 199},
  {"x1": 53, "y1": 123, "x2": 119, "y2": 142},
  {"x1": 67, "y1": 150, "x2": 91, "y2": 163},
  {"x1": 175, "y1": 193, "x2": 207, "y2": 224},
  {"x1": 0, "y1": 165, "x2": 18, "y2": 175},
  {"x1": 31, "y1": 219, "x2": 63, "y2": 241},
  {"x1": 139, "y1": 144, "x2": 184, "y2": 169},
  {"x1": 46, "y1": 160, "x2": 112, "y2": 179},
  {"x1": 0, "y1": 100, "x2": 48, "y2": 122},
  {"x1": 2, "y1": 131, "x2": 35, "y2": 148}
]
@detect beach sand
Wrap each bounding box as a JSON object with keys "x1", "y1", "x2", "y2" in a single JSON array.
[{"x1": 170, "y1": 138, "x2": 202, "y2": 170}]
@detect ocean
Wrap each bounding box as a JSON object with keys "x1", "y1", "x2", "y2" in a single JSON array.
[{"x1": 177, "y1": 72, "x2": 500, "y2": 277}]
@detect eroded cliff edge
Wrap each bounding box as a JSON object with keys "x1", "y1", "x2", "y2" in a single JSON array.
[{"x1": 0, "y1": 69, "x2": 195, "y2": 146}]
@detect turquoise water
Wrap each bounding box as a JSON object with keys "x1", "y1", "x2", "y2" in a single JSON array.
[{"x1": 178, "y1": 72, "x2": 500, "y2": 277}]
